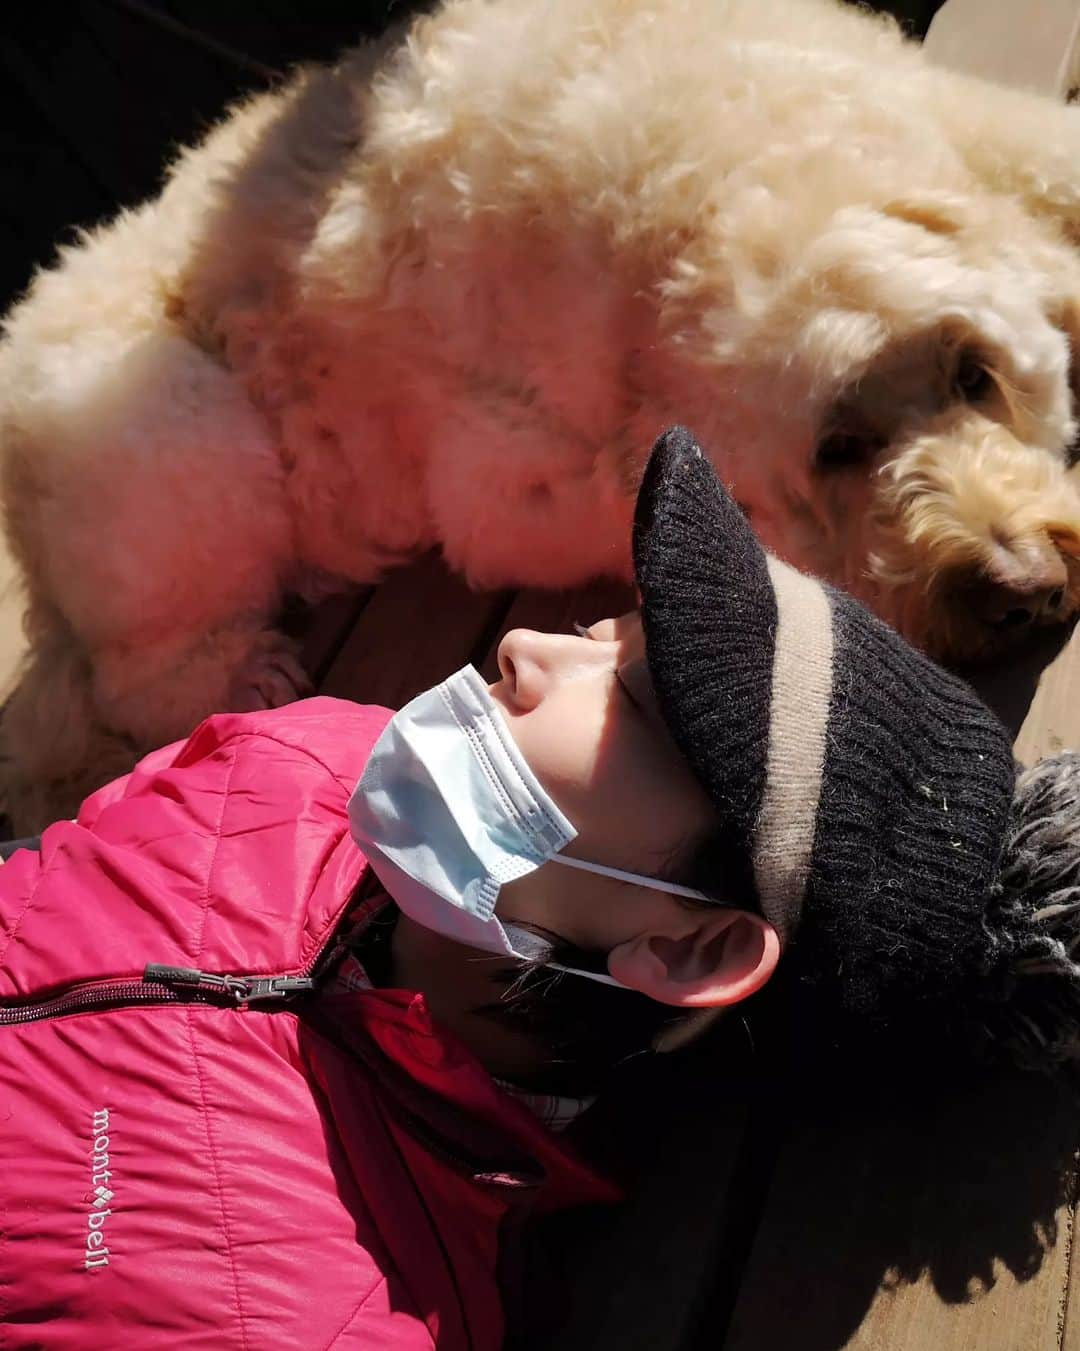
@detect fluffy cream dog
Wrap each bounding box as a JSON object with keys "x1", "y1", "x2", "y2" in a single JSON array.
[{"x1": 4, "y1": 0, "x2": 1080, "y2": 827}]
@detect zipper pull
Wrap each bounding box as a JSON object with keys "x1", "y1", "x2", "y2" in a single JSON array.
[
  {"x1": 143, "y1": 965, "x2": 316, "y2": 1004},
  {"x1": 144, "y1": 964, "x2": 251, "y2": 999},
  {"x1": 242, "y1": 975, "x2": 317, "y2": 1003}
]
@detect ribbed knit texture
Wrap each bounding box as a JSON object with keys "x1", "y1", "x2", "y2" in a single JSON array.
[
  {"x1": 798, "y1": 593, "x2": 1016, "y2": 1020},
  {"x1": 634, "y1": 427, "x2": 776, "y2": 903},
  {"x1": 633, "y1": 426, "x2": 1018, "y2": 1025}
]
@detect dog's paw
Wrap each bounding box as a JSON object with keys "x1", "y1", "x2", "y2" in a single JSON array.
[{"x1": 229, "y1": 635, "x2": 314, "y2": 712}]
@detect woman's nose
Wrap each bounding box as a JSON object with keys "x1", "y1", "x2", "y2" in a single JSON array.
[
  {"x1": 496, "y1": 628, "x2": 605, "y2": 711},
  {"x1": 497, "y1": 630, "x2": 559, "y2": 711}
]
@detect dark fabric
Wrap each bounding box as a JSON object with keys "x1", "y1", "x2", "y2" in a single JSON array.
[
  {"x1": 796, "y1": 592, "x2": 1016, "y2": 1023},
  {"x1": 633, "y1": 426, "x2": 776, "y2": 905},
  {"x1": 631, "y1": 425, "x2": 1017, "y2": 1028},
  {"x1": 0, "y1": 835, "x2": 41, "y2": 861}
]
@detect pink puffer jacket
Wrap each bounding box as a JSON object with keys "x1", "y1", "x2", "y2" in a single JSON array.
[{"x1": 0, "y1": 698, "x2": 616, "y2": 1349}]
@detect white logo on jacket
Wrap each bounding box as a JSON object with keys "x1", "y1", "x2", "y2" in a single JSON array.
[{"x1": 85, "y1": 1108, "x2": 113, "y2": 1270}]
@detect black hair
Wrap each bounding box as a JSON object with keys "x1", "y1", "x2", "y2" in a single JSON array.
[
  {"x1": 472, "y1": 829, "x2": 756, "y2": 1094},
  {"x1": 473, "y1": 926, "x2": 698, "y2": 1095},
  {"x1": 344, "y1": 873, "x2": 711, "y2": 1095}
]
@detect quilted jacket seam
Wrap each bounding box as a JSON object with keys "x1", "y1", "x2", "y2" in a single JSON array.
[
  {"x1": 203, "y1": 730, "x2": 367, "y2": 971},
  {"x1": 202, "y1": 724, "x2": 366, "y2": 798},
  {"x1": 192, "y1": 743, "x2": 238, "y2": 965},
  {"x1": 322, "y1": 1274, "x2": 426, "y2": 1350},
  {"x1": 0, "y1": 845, "x2": 60, "y2": 973},
  {"x1": 186, "y1": 1006, "x2": 250, "y2": 1350}
]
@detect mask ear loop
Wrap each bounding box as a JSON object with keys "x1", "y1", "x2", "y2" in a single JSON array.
[
  {"x1": 517, "y1": 855, "x2": 715, "y2": 986},
  {"x1": 548, "y1": 851, "x2": 713, "y2": 902},
  {"x1": 506, "y1": 922, "x2": 715, "y2": 1046},
  {"x1": 502, "y1": 921, "x2": 626, "y2": 987},
  {"x1": 545, "y1": 961, "x2": 625, "y2": 988}
]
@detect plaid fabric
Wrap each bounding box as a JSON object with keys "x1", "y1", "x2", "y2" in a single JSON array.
[
  {"x1": 329, "y1": 892, "x2": 594, "y2": 1132},
  {"x1": 491, "y1": 1078, "x2": 595, "y2": 1133},
  {"x1": 332, "y1": 953, "x2": 376, "y2": 995}
]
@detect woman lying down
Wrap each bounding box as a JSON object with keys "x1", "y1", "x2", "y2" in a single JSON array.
[{"x1": 3, "y1": 427, "x2": 1078, "y2": 1349}]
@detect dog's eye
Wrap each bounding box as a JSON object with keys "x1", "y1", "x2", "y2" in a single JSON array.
[
  {"x1": 815, "y1": 431, "x2": 875, "y2": 470},
  {"x1": 954, "y1": 354, "x2": 994, "y2": 403}
]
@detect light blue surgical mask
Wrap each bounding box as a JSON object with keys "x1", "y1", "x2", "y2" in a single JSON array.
[{"x1": 347, "y1": 665, "x2": 710, "y2": 986}]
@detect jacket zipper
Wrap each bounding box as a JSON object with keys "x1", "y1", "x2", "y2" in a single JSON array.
[
  {"x1": 0, "y1": 967, "x2": 318, "y2": 1027},
  {"x1": 0, "y1": 977, "x2": 184, "y2": 1026},
  {"x1": 0, "y1": 927, "x2": 357, "y2": 1028},
  {"x1": 143, "y1": 965, "x2": 319, "y2": 1002}
]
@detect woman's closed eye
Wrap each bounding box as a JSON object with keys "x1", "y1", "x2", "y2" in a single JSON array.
[
  {"x1": 615, "y1": 666, "x2": 644, "y2": 715},
  {"x1": 616, "y1": 658, "x2": 668, "y2": 732}
]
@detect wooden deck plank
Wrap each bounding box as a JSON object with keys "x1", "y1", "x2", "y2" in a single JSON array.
[
  {"x1": 282, "y1": 586, "x2": 374, "y2": 689},
  {"x1": 1052, "y1": 645, "x2": 1080, "y2": 1351},
  {"x1": 537, "y1": 1056, "x2": 756, "y2": 1350},
  {"x1": 1013, "y1": 622, "x2": 1080, "y2": 766},
  {"x1": 317, "y1": 553, "x2": 510, "y2": 708},
  {"x1": 720, "y1": 1068, "x2": 1078, "y2": 1351},
  {"x1": 525, "y1": 1015, "x2": 790, "y2": 1351},
  {"x1": 953, "y1": 625, "x2": 1077, "y2": 752},
  {"x1": 1061, "y1": 1205, "x2": 1080, "y2": 1349},
  {"x1": 719, "y1": 622, "x2": 1080, "y2": 1351}
]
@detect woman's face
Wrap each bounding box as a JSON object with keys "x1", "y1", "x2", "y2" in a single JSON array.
[
  {"x1": 488, "y1": 612, "x2": 722, "y2": 950},
  {"x1": 394, "y1": 614, "x2": 776, "y2": 1078}
]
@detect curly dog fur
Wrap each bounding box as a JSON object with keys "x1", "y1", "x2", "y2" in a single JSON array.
[{"x1": 5, "y1": 0, "x2": 1080, "y2": 827}]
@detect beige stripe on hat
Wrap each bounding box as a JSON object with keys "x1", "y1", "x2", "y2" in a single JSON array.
[
  {"x1": 655, "y1": 558, "x2": 834, "y2": 1054},
  {"x1": 753, "y1": 557, "x2": 834, "y2": 943}
]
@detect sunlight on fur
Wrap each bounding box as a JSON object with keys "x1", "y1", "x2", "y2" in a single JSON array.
[{"x1": 5, "y1": 0, "x2": 1080, "y2": 827}]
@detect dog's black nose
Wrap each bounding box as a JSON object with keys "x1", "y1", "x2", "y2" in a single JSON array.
[
  {"x1": 965, "y1": 540, "x2": 1073, "y2": 635},
  {"x1": 970, "y1": 572, "x2": 1071, "y2": 632},
  {"x1": 993, "y1": 606, "x2": 1035, "y2": 631}
]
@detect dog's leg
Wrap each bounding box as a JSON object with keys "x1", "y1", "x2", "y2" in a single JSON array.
[
  {"x1": 92, "y1": 619, "x2": 312, "y2": 749},
  {"x1": 0, "y1": 604, "x2": 140, "y2": 831},
  {"x1": 0, "y1": 608, "x2": 311, "y2": 834},
  {"x1": 0, "y1": 320, "x2": 297, "y2": 828}
]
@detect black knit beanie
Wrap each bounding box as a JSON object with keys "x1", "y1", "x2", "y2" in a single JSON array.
[{"x1": 633, "y1": 426, "x2": 1018, "y2": 1026}]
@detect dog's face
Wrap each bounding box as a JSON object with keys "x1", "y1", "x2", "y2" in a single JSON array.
[{"x1": 753, "y1": 193, "x2": 1080, "y2": 660}]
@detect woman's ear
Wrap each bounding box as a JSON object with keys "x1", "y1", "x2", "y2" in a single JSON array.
[{"x1": 606, "y1": 908, "x2": 780, "y2": 1008}]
